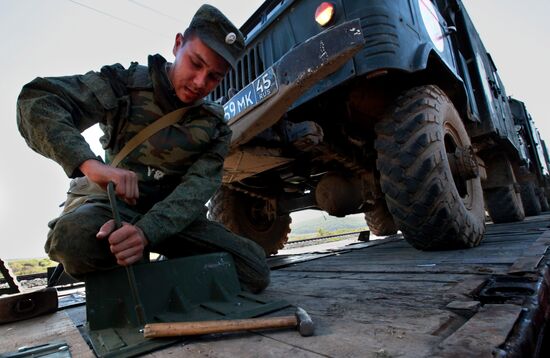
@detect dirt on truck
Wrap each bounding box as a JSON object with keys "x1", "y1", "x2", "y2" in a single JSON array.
[{"x1": 206, "y1": 0, "x2": 550, "y2": 255}]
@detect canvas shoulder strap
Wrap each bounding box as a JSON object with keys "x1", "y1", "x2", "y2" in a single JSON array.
[{"x1": 110, "y1": 106, "x2": 189, "y2": 168}]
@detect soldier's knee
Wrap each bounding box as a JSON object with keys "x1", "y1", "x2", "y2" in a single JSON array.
[
  {"x1": 46, "y1": 214, "x2": 82, "y2": 259},
  {"x1": 45, "y1": 206, "x2": 115, "y2": 277},
  {"x1": 46, "y1": 218, "x2": 88, "y2": 277}
]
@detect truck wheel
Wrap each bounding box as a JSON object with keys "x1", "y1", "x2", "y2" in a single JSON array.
[
  {"x1": 207, "y1": 186, "x2": 291, "y2": 256},
  {"x1": 375, "y1": 85, "x2": 485, "y2": 250},
  {"x1": 484, "y1": 185, "x2": 525, "y2": 223},
  {"x1": 364, "y1": 200, "x2": 397, "y2": 236},
  {"x1": 535, "y1": 187, "x2": 549, "y2": 211},
  {"x1": 520, "y1": 181, "x2": 542, "y2": 216}
]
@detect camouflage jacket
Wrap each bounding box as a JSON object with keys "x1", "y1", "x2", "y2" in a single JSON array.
[{"x1": 17, "y1": 54, "x2": 232, "y2": 247}]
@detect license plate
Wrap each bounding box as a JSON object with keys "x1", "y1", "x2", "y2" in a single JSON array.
[{"x1": 223, "y1": 67, "x2": 278, "y2": 122}]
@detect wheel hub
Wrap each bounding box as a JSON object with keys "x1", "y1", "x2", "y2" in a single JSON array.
[{"x1": 449, "y1": 145, "x2": 479, "y2": 181}]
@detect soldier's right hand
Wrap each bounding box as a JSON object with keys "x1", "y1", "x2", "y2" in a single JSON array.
[{"x1": 79, "y1": 159, "x2": 139, "y2": 205}]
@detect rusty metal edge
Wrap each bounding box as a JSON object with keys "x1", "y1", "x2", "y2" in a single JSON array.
[
  {"x1": 508, "y1": 231, "x2": 550, "y2": 275},
  {"x1": 0, "y1": 259, "x2": 20, "y2": 294},
  {"x1": 495, "y1": 264, "x2": 550, "y2": 357}
]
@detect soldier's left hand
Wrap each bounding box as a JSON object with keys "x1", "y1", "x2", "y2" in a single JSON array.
[{"x1": 97, "y1": 220, "x2": 149, "y2": 265}]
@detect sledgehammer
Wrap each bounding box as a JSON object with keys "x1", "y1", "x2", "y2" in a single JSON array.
[{"x1": 143, "y1": 307, "x2": 314, "y2": 338}]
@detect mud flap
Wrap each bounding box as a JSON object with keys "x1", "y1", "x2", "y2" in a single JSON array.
[{"x1": 227, "y1": 18, "x2": 365, "y2": 147}]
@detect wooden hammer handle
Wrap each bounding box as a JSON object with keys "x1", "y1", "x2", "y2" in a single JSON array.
[{"x1": 143, "y1": 316, "x2": 297, "y2": 338}]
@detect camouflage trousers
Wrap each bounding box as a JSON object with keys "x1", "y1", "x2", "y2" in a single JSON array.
[{"x1": 45, "y1": 197, "x2": 270, "y2": 293}]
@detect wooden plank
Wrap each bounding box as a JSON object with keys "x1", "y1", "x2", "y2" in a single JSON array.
[
  {"x1": 0, "y1": 310, "x2": 93, "y2": 357},
  {"x1": 509, "y1": 230, "x2": 550, "y2": 274},
  {"x1": 276, "y1": 225, "x2": 544, "y2": 277},
  {"x1": 4, "y1": 214, "x2": 548, "y2": 358},
  {"x1": 508, "y1": 256, "x2": 544, "y2": 275},
  {"x1": 281, "y1": 262, "x2": 511, "y2": 275},
  {"x1": 445, "y1": 277, "x2": 487, "y2": 302},
  {"x1": 141, "y1": 214, "x2": 550, "y2": 356},
  {"x1": 148, "y1": 266, "x2": 492, "y2": 356},
  {"x1": 436, "y1": 304, "x2": 522, "y2": 357},
  {"x1": 150, "y1": 333, "x2": 324, "y2": 357},
  {"x1": 155, "y1": 296, "x2": 459, "y2": 357}
]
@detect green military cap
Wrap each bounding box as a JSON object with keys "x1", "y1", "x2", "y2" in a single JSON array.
[{"x1": 189, "y1": 4, "x2": 245, "y2": 69}]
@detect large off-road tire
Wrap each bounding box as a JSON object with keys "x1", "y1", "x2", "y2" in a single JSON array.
[
  {"x1": 484, "y1": 185, "x2": 525, "y2": 223},
  {"x1": 364, "y1": 200, "x2": 397, "y2": 236},
  {"x1": 375, "y1": 85, "x2": 485, "y2": 250},
  {"x1": 207, "y1": 186, "x2": 291, "y2": 256},
  {"x1": 520, "y1": 181, "x2": 542, "y2": 216}
]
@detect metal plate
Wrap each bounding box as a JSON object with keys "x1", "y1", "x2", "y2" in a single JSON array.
[
  {"x1": 84, "y1": 253, "x2": 289, "y2": 358},
  {"x1": 223, "y1": 67, "x2": 278, "y2": 121},
  {"x1": 0, "y1": 341, "x2": 71, "y2": 358}
]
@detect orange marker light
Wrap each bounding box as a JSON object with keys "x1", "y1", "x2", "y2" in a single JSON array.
[{"x1": 315, "y1": 2, "x2": 335, "y2": 26}]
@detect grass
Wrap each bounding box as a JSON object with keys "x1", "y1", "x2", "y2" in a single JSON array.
[{"x1": 4, "y1": 258, "x2": 57, "y2": 277}]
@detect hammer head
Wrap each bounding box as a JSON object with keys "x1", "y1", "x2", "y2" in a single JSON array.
[{"x1": 295, "y1": 307, "x2": 314, "y2": 337}]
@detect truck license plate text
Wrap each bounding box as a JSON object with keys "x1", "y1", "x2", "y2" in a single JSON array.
[{"x1": 223, "y1": 68, "x2": 278, "y2": 121}]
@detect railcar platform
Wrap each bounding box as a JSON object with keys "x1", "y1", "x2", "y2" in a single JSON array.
[{"x1": 2, "y1": 214, "x2": 550, "y2": 357}]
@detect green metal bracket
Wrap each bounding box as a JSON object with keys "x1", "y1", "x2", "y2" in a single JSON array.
[{"x1": 83, "y1": 253, "x2": 288, "y2": 358}]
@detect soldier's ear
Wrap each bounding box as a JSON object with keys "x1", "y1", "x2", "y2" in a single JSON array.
[{"x1": 173, "y1": 33, "x2": 184, "y2": 56}]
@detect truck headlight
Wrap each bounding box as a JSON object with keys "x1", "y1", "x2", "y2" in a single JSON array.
[{"x1": 315, "y1": 2, "x2": 335, "y2": 26}]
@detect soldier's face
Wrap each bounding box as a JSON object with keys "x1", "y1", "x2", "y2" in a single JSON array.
[{"x1": 170, "y1": 33, "x2": 229, "y2": 104}]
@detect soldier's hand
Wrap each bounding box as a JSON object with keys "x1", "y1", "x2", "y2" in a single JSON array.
[
  {"x1": 97, "y1": 220, "x2": 149, "y2": 266},
  {"x1": 80, "y1": 159, "x2": 139, "y2": 205}
]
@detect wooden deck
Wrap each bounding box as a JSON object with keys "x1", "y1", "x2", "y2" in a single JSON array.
[{"x1": 2, "y1": 214, "x2": 549, "y2": 357}]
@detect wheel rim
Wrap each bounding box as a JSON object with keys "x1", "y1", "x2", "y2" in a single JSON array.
[{"x1": 444, "y1": 122, "x2": 475, "y2": 210}]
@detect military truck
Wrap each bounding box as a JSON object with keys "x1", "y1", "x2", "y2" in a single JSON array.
[
  {"x1": 206, "y1": 0, "x2": 547, "y2": 255},
  {"x1": 509, "y1": 97, "x2": 550, "y2": 215}
]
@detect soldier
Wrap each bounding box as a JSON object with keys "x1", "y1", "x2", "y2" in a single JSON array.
[{"x1": 17, "y1": 5, "x2": 270, "y2": 292}]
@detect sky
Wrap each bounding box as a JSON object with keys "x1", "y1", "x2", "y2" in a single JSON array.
[{"x1": 1, "y1": 0, "x2": 549, "y2": 259}]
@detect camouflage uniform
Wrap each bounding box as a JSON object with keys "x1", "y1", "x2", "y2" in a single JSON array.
[{"x1": 16, "y1": 53, "x2": 270, "y2": 292}]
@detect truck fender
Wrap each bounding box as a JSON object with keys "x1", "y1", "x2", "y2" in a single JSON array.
[{"x1": 413, "y1": 43, "x2": 472, "y2": 123}]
